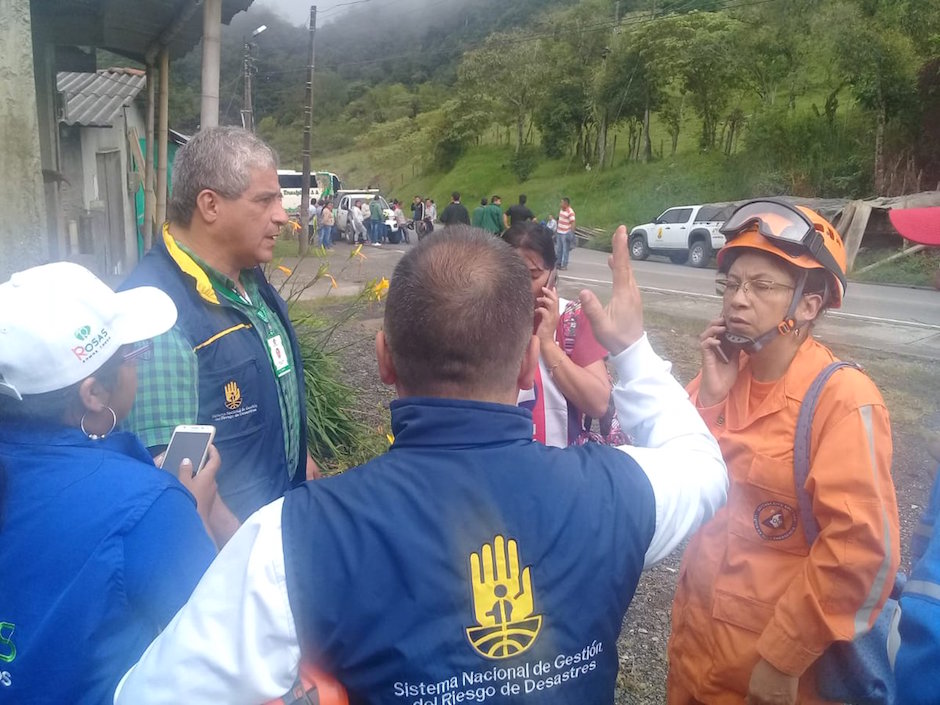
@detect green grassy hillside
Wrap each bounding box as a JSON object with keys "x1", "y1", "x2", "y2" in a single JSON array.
[
  {"x1": 312, "y1": 91, "x2": 873, "y2": 251},
  {"x1": 410, "y1": 149, "x2": 751, "y2": 238},
  {"x1": 323, "y1": 141, "x2": 761, "y2": 250}
]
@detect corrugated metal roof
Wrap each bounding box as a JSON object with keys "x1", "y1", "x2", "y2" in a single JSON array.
[{"x1": 57, "y1": 68, "x2": 147, "y2": 127}]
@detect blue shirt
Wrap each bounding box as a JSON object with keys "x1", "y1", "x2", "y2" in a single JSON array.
[{"x1": 0, "y1": 423, "x2": 215, "y2": 704}]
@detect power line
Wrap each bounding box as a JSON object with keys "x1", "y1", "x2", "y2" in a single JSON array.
[{"x1": 317, "y1": 0, "x2": 373, "y2": 18}]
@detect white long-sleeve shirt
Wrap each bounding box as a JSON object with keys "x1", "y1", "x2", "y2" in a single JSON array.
[{"x1": 114, "y1": 334, "x2": 727, "y2": 705}]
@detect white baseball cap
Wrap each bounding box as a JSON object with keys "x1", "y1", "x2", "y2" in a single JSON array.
[{"x1": 0, "y1": 262, "x2": 178, "y2": 400}]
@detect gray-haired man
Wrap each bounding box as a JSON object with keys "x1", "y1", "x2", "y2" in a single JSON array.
[{"x1": 122, "y1": 127, "x2": 319, "y2": 540}]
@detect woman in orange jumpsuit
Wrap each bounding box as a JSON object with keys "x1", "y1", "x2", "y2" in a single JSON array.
[{"x1": 666, "y1": 201, "x2": 900, "y2": 705}]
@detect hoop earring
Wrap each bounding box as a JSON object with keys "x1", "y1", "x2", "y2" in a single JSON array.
[{"x1": 81, "y1": 406, "x2": 117, "y2": 440}]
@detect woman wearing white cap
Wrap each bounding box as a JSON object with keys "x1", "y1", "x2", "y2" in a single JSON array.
[{"x1": 0, "y1": 262, "x2": 220, "y2": 705}]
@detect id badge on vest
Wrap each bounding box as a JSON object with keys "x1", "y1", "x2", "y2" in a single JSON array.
[{"x1": 266, "y1": 334, "x2": 293, "y2": 377}]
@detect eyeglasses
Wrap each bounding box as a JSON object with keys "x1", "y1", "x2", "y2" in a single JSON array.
[
  {"x1": 121, "y1": 340, "x2": 153, "y2": 364},
  {"x1": 715, "y1": 278, "x2": 795, "y2": 298}
]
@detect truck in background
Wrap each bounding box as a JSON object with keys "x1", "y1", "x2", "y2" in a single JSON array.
[
  {"x1": 628, "y1": 203, "x2": 735, "y2": 268},
  {"x1": 277, "y1": 170, "x2": 343, "y2": 216},
  {"x1": 335, "y1": 191, "x2": 397, "y2": 243}
]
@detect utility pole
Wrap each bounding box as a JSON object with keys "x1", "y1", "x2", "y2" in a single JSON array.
[
  {"x1": 241, "y1": 39, "x2": 253, "y2": 131},
  {"x1": 241, "y1": 25, "x2": 267, "y2": 131},
  {"x1": 299, "y1": 6, "x2": 317, "y2": 256}
]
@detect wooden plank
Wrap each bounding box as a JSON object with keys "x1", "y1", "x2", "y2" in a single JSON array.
[
  {"x1": 853, "y1": 244, "x2": 926, "y2": 275},
  {"x1": 574, "y1": 226, "x2": 605, "y2": 245},
  {"x1": 842, "y1": 200, "x2": 871, "y2": 271},
  {"x1": 126, "y1": 126, "x2": 145, "y2": 172}
]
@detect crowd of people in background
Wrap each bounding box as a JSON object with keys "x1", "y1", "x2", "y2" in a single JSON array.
[
  {"x1": 431, "y1": 191, "x2": 579, "y2": 273},
  {"x1": 303, "y1": 189, "x2": 579, "y2": 261}
]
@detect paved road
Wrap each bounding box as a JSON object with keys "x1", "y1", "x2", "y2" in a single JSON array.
[
  {"x1": 562, "y1": 249, "x2": 940, "y2": 328},
  {"x1": 558, "y1": 249, "x2": 940, "y2": 359},
  {"x1": 280, "y1": 236, "x2": 940, "y2": 359}
]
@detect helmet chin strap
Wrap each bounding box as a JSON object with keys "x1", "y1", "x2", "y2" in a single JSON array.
[{"x1": 724, "y1": 271, "x2": 808, "y2": 354}]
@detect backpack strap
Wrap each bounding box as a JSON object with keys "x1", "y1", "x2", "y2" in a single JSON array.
[{"x1": 793, "y1": 361, "x2": 861, "y2": 545}]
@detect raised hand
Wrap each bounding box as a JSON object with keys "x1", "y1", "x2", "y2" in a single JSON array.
[
  {"x1": 580, "y1": 225, "x2": 644, "y2": 356},
  {"x1": 535, "y1": 285, "x2": 561, "y2": 345}
]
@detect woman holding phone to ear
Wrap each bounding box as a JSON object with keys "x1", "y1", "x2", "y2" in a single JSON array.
[
  {"x1": 666, "y1": 202, "x2": 900, "y2": 705},
  {"x1": 0, "y1": 262, "x2": 220, "y2": 705},
  {"x1": 502, "y1": 221, "x2": 611, "y2": 447}
]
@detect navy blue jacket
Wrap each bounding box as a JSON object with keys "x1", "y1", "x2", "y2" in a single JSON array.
[
  {"x1": 282, "y1": 398, "x2": 656, "y2": 704},
  {"x1": 122, "y1": 237, "x2": 308, "y2": 520},
  {"x1": 0, "y1": 423, "x2": 215, "y2": 704}
]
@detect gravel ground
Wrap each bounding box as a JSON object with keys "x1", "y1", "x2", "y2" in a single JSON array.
[{"x1": 319, "y1": 299, "x2": 939, "y2": 705}]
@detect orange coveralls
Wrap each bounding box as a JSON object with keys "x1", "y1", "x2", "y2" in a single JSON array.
[{"x1": 667, "y1": 338, "x2": 900, "y2": 705}]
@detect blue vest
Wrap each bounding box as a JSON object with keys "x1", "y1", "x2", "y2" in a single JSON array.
[
  {"x1": 122, "y1": 239, "x2": 307, "y2": 520},
  {"x1": 0, "y1": 423, "x2": 215, "y2": 704},
  {"x1": 282, "y1": 399, "x2": 656, "y2": 705}
]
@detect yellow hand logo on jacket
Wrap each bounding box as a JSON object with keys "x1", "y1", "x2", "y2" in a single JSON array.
[
  {"x1": 224, "y1": 380, "x2": 242, "y2": 410},
  {"x1": 466, "y1": 535, "x2": 541, "y2": 659}
]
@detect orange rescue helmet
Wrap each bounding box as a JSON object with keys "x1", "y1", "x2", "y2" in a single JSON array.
[{"x1": 717, "y1": 201, "x2": 847, "y2": 309}]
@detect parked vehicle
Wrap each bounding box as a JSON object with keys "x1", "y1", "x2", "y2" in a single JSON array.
[
  {"x1": 277, "y1": 170, "x2": 343, "y2": 216},
  {"x1": 335, "y1": 191, "x2": 394, "y2": 243},
  {"x1": 628, "y1": 203, "x2": 735, "y2": 267}
]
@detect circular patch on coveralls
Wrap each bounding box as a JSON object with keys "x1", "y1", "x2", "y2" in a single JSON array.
[{"x1": 753, "y1": 501, "x2": 798, "y2": 541}]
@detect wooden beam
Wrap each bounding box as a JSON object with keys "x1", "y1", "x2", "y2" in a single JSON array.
[
  {"x1": 155, "y1": 47, "x2": 169, "y2": 229},
  {"x1": 144, "y1": 62, "x2": 156, "y2": 250},
  {"x1": 126, "y1": 126, "x2": 145, "y2": 175},
  {"x1": 841, "y1": 200, "x2": 871, "y2": 271},
  {"x1": 853, "y1": 244, "x2": 926, "y2": 275}
]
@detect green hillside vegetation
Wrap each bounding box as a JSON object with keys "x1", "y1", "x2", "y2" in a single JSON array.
[
  {"x1": 309, "y1": 82, "x2": 870, "y2": 239},
  {"x1": 155, "y1": 0, "x2": 939, "y2": 269}
]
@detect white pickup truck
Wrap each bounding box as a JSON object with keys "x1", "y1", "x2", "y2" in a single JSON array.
[
  {"x1": 628, "y1": 203, "x2": 735, "y2": 267},
  {"x1": 335, "y1": 191, "x2": 395, "y2": 243}
]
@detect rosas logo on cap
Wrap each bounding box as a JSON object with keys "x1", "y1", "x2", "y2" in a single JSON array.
[{"x1": 72, "y1": 327, "x2": 111, "y2": 363}]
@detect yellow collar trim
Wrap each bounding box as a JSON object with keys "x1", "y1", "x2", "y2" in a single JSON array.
[{"x1": 162, "y1": 223, "x2": 220, "y2": 305}]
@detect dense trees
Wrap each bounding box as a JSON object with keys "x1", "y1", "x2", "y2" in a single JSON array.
[
  {"x1": 160, "y1": 0, "x2": 939, "y2": 198},
  {"x1": 436, "y1": 0, "x2": 939, "y2": 195}
]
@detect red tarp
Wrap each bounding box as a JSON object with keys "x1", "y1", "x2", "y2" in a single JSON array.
[{"x1": 888, "y1": 207, "x2": 940, "y2": 246}]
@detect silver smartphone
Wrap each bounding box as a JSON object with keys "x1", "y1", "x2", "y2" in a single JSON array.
[{"x1": 160, "y1": 424, "x2": 216, "y2": 478}]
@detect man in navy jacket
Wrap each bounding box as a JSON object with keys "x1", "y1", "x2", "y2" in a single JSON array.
[
  {"x1": 122, "y1": 127, "x2": 318, "y2": 528},
  {"x1": 115, "y1": 226, "x2": 728, "y2": 705}
]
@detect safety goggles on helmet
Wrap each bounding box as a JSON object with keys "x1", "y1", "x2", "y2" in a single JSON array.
[{"x1": 720, "y1": 200, "x2": 845, "y2": 288}]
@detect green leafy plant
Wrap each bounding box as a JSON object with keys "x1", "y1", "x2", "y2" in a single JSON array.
[
  {"x1": 293, "y1": 326, "x2": 386, "y2": 471},
  {"x1": 509, "y1": 146, "x2": 539, "y2": 183},
  {"x1": 851, "y1": 248, "x2": 940, "y2": 287},
  {"x1": 264, "y1": 249, "x2": 390, "y2": 473}
]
